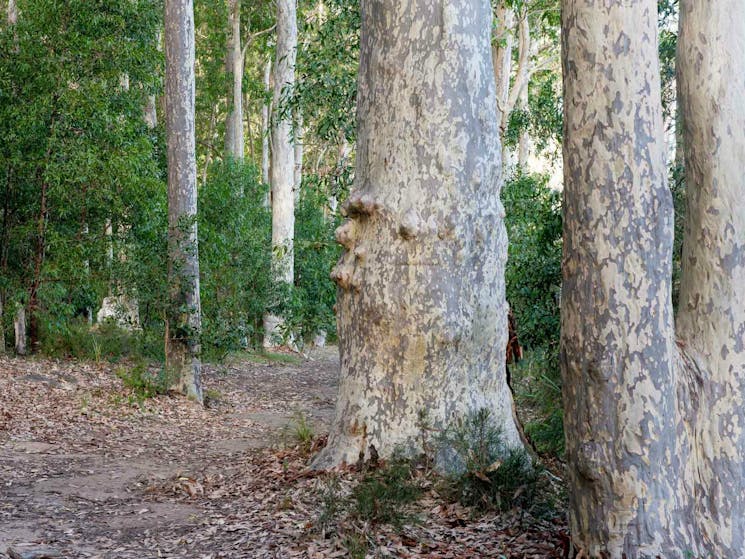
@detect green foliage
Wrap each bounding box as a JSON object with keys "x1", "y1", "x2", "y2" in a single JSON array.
[
  {"x1": 438, "y1": 409, "x2": 547, "y2": 514},
  {"x1": 116, "y1": 362, "x2": 171, "y2": 401},
  {"x1": 350, "y1": 457, "x2": 422, "y2": 527},
  {"x1": 285, "y1": 176, "x2": 342, "y2": 345},
  {"x1": 38, "y1": 317, "x2": 136, "y2": 362},
  {"x1": 284, "y1": 411, "x2": 316, "y2": 454},
  {"x1": 502, "y1": 171, "x2": 563, "y2": 456},
  {"x1": 198, "y1": 159, "x2": 272, "y2": 356}
]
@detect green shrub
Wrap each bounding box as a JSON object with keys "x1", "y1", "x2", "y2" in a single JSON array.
[
  {"x1": 350, "y1": 457, "x2": 422, "y2": 527},
  {"x1": 115, "y1": 362, "x2": 170, "y2": 401},
  {"x1": 39, "y1": 316, "x2": 136, "y2": 362},
  {"x1": 438, "y1": 409, "x2": 546, "y2": 513}
]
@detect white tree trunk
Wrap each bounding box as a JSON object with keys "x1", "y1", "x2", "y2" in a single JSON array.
[
  {"x1": 224, "y1": 0, "x2": 244, "y2": 161},
  {"x1": 492, "y1": 4, "x2": 514, "y2": 132},
  {"x1": 165, "y1": 0, "x2": 202, "y2": 403},
  {"x1": 561, "y1": 0, "x2": 745, "y2": 556},
  {"x1": 261, "y1": 58, "x2": 271, "y2": 185},
  {"x1": 293, "y1": 112, "x2": 303, "y2": 200},
  {"x1": 263, "y1": 0, "x2": 297, "y2": 348},
  {"x1": 7, "y1": 0, "x2": 16, "y2": 25},
  {"x1": 14, "y1": 303, "x2": 25, "y2": 356},
  {"x1": 313, "y1": 0, "x2": 522, "y2": 469}
]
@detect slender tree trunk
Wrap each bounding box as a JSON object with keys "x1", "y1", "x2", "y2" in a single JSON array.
[
  {"x1": 14, "y1": 303, "x2": 25, "y2": 356},
  {"x1": 293, "y1": 112, "x2": 303, "y2": 200},
  {"x1": 224, "y1": 0, "x2": 244, "y2": 160},
  {"x1": 263, "y1": 0, "x2": 297, "y2": 348},
  {"x1": 261, "y1": 58, "x2": 271, "y2": 185},
  {"x1": 0, "y1": 298, "x2": 5, "y2": 354},
  {"x1": 561, "y1": 0, "x2": 745, "y2": 556},
  {"x1": 7, "y1": 0, "x2": 16, "y2": 25},
  {"x1": 500, "y1": 7, "x2": 530, "y2": 174},
  {"x1": 492, "y1": 3, "x2": 514, "y2": 133},
  {"x1": 165, "y1": 0, "x2": 202, "y2": 403},
  {"x1": 313, "y1": 0, "x2": 522, "y2": 469}
]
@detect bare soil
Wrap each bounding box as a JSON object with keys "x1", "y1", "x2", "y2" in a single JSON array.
[{"x1": 0, "y1": 348, "x2": 567, "y2": 558}]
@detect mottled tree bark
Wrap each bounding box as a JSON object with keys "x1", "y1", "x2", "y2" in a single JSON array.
[
  {"x1": 165, "y1": 0, "x2": 202, "y2": 403},
  {"x1": 561, "y1": 0, "x2": 745, "y2": 556},
  {"x1": 224, "y1": 0, "x2": 244, "y2": 160},
  {"x1": 675, "y1": 0, "x2": 745, "y2": 553},
  {"x1": 263, "y1": 0, "x2": 297, "y2": 348},
  {"x1": 313, "y1": 0, "x2": 522, "y2": 469}
]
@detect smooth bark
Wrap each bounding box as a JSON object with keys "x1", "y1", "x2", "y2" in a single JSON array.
[
  {"x1": 165, "y1": 0, "x2": 202, "y2": 402},
  {"x1": 561, "y1": 0, "x2": 745, "y2": 556},
  {"x1": 263, "y1": 0, "x2": 297, "y2": 347},
  {"x1": 261, "y1": 58, "x2": 271, "y2": 185},
  {"x1": 14, "y1": 303, "x2": 25, "y2": 356},
  {"x1": 224, "y1": 0, "x2": 244, "y2": 160},
  {"x1": 314, "y1": 0, "x2": 522, "y2": 469}
]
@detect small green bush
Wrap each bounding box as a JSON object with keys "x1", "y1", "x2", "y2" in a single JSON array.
[
  {"x1": 351, "y1": 457, "x2": 422, "y2": 527},
  {"x1": 438, "y1": 409, "x2": 546, "y2": 513},
  {"x1": 39, "y1": 316, "x2": 136, "y2": 362},
  {"x1": 115, "y1": 362, "x2": 170, "y2": 401}
]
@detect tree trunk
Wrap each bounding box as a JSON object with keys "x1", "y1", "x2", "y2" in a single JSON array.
[
  {"x1": 164, "y1": 0, "x2": 202, "y2": 403},
  {"x1": 313, "y1": 0, "x2": 522, "y2": 469},
  {"x1": 675, "y1": 0, "x2": 745, "y2": 553},
  {"x1": 293, "y1": 112, "x2": 303, "y2": 200},
  {"x1": 261, "y1": 58, "x2": 271, "y2": 185},
  {"x1": 224, "y1": 0, "x2": 244, "y2": 161},
  {"x1": 14, "y1": 303, "x2": 25, "y2": 356},
  {"x1": 492, "y1": 4, "x2": 514, "y2": 133},
  {"x1": 7, "y1": 0, "x2": 16, "y2": 25},
  {"x1": 263, "y1": 0, "x2": 297, "y2": 348},
  {"x1": 561, "y1": 0, "x2": 745, "y2": 556}
]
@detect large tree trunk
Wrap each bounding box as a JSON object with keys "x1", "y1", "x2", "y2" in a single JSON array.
[
  {"x1": 263, "y1": 0, "x2": 297, "y2": 348},
  {"x1": 224, "y1": 0, "x2": 244, "y2": 160},
  {"x1": 561, "y1": 0, "x2": 745, "y2": 556},
  {"x1": 675, "y1": 0, "x2": 745, "y2": 553},
  {"x1": 164, "y1": 0, "x2": 203, "y2": 403},
  {"x1": 313, "y1": 0, "x2": 522, "y2": 469}
]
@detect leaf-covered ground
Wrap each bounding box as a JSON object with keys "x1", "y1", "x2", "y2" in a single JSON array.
[{"x1": 0, "y1": 349, "x2": 568, "y2": 558}]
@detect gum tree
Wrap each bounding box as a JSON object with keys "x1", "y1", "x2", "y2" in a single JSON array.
[
  {"x1": 561, "y1": 0, "x2": 745, "y2": 555},
  {"x1": 165, "y1": 0, "x2": 203, "y2": 402},
  {"x1": 314, "y1": 0, "x2": 523, "y2": 468}
]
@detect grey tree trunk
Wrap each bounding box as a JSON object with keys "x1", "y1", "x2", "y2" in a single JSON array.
[
  {"x1": 7, "y1": 0, "x2": 16, "y2": 25},
  {"x1": 164, "y1": 0, "x2": 202, "y2": 403},
  {"x1": 14, "y1": 303, "x2": 25, "y2": 356},
  {"x1": 313, "y1": 0, "x2": 522, "y2": 469},
  {"x1": 293, "y1": 112, "x2": 303, "y2": 199},
  {"x1": 675, "y1": 0, "x2": 745, "y2": 553},
  {"x1": 561, "y1": 0, "x2": 745, "y2": 556},
  {"x1": 224, "y1": 0, "x2": 244, "y2": 160},
  {"x1": 261, "y1": 58, "x2": 271, "y2": 185},
  {"x1": 263, "y1": 0, "x2": 297, "y2": 348},
  {"x1": 0, "y1": 298, "x2": 4, "y2": 354}
]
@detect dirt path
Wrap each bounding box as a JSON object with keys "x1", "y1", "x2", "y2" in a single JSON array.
[
  {"x1": 0, "y1": 349, "x2": 340, "y2": 558},
  {"x1": 0, "y1": 350, "x2": 567, "y2": 559}
]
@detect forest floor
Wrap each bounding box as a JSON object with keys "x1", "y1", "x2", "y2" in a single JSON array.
[{"x1": 0, "y1": 348, "x2": 568, "y2": 559}]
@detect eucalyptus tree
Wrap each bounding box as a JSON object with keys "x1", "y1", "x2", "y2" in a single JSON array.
[
  {"x1": 224, "y1": 0, "x2": 243, "y2": 160},
  {"x1": 263, "y1": 0, "x2": 297, "y2": 347},
  {"x1": 561, "y1": 0, "x2": 745, "y2": 555},
  {"x1": 164, "y1": 0, "x2": 203, "y2": 402},
  {"x1": 313, "y1": 0, "x2": 523, "y2": 468}
]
